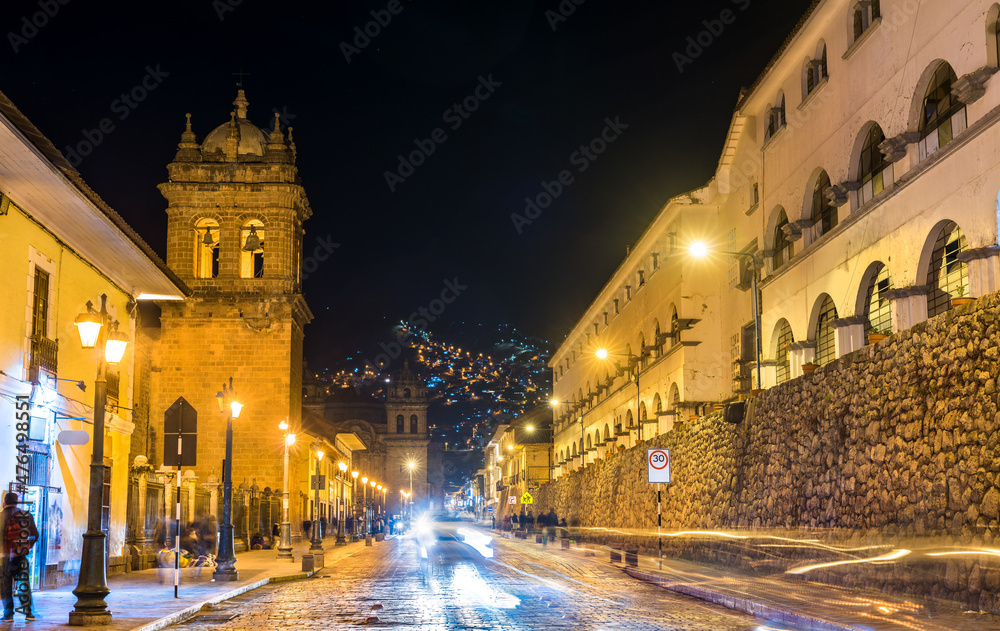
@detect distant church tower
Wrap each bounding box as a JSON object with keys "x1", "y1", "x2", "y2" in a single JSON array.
[
  {"x1": 151, "y1": 89, "x2": 313, "y2": 492},
  {"x1": 383, "y1": 362, "x2": 430, "y2": 514}
]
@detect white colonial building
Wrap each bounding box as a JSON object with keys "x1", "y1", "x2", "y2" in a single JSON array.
[{"x1": 552, "y1": 0, "x2": 1000, "y2": 476}]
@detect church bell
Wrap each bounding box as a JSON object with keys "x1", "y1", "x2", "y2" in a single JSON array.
[{"x1": 243, "y1": 225, "x2": 263, "y2": 252}]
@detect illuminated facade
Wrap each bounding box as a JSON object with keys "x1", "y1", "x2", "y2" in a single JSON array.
[{"x1": 552, "y1": 0, "x2": 1000, "y2": 476}]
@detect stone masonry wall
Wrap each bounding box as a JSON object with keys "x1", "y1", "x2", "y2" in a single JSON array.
[{"x1": 531, "y1": 293, "x2": 1000, "y2": 612}]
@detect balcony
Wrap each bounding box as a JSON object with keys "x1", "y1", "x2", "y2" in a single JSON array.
[{"x1": 28, "y1": 335, "x2": 57, "y2": 381}]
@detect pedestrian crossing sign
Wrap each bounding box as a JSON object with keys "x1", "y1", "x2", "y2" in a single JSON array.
[{"x1": 520, "y1": 492, "x2": 533, "y2": 504}]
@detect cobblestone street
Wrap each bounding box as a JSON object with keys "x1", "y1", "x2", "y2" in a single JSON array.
[{"x1": 164, "y1": 524, "x2": 766, "y2": 630}]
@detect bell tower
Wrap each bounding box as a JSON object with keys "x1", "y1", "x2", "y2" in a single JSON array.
[
  {"x1": 383, "y1": 361, "x2": 430, "y2": 515},
  {"x1": 151, "y1": 89, "x2": 314, "y2": 492}
]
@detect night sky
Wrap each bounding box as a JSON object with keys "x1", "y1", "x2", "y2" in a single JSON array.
[{"x1": 0, "y1": 0, "x2": 812, "y2": 370}]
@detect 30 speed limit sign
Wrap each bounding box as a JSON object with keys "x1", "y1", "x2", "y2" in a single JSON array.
[{"x1": 647, "y1": 448, "x2": 671, "y2": 483}]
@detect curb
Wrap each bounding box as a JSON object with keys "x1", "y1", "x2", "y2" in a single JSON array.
[
  {"x1": 623, "y1": 566, "x2": 856, "y2": 631},
  {"x1": 129, "y1": 568, "x2": 321, "y2": 631}
]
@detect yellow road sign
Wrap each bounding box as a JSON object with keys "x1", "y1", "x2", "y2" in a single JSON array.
[{"x1": 520, "y1": 492, "x2": 533, "y2": 504}]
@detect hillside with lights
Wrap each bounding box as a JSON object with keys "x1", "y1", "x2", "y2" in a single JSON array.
[{"x1": 320, "y1": 323, "x2": 553, "y2": 448}]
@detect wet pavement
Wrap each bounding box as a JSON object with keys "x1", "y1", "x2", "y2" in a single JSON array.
[{"x1": 162, "y1": 521, "x2": 768, "y2": 630}]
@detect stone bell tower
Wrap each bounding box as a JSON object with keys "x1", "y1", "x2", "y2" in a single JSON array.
[
  {"x1": 383, "y1": 361, "x2": 430, "y2": 515},
  {"x1": 150, "y1": 89, "x2": 313, "y2": 494}
]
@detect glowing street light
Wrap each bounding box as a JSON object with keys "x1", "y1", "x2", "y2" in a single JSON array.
[{"x1": 277, "y1": 420, "x2": 295, "y2": 562}]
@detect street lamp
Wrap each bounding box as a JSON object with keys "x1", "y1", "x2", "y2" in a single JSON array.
[
  {"x1": 361, "y1": 476, "x2": 369, "y2": 536},
  {"x1": 69, "y1": 295, "x2": 127, "y2": 626},
  {"x1": 336, "y1": 462, "x2": 348, "y2": 545},
  {"x1": 689, "y1": 241, "x2": 762, "y2": 390},
  {"x1": 310, "y1": 447, "x2": 325, "y2": 554},
  {"x1": 213, "y1": 378, "x2": 242, "y2": 582},
  {"x1": 277, "y1": 420, "x2": 295, "y2": 562},
  {"x1": 369, "y1": 480, "x2": 377, "y2": 533},
  {"x1": 407, "y1": 460, "x2": 416, "y2": 519}
]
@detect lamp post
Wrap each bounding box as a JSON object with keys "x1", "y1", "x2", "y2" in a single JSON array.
[
  {"x1": 68, "y1": 295, "x2": 127, "y2": 626},
  {"x1": 689, "y1": 242, "x2": 762, "y2": 389},
  {"x1": 351, "y1": 470, "x2": 359, "y2": 539},
  {"x1": 336, "y1": 462, "x2": 348, "y2": 545},
  {"x1": 277, "y1": 420, "x2": 295, "y2": 562},
  {"x1": 369, "y1": 480, "x2": 377, "y2": 534},
  {"x1": 361, "y1": 476, "x2": 369, "y2": 536},
  {"x1": 310, "y1": 446, "x2": 325, "y2": 555},
  {"x1": 212, "y1": 378, "x2": 242, "y2": 582}
]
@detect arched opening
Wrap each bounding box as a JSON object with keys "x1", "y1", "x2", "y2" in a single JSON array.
[
  {"x1": 194, "y1": 218, "x2": 220, "y2": 279},
  {"x1": 859, "y1": 262, "x2": 892, "y2": 336},
  {"x1": 814, "y1": 295, "x2": 838, "y2": 366},
  {"x1": 396, "y1": 415, "x2": 404, "y2": 433},
  {"x1": 240, "y1": 219, "x2": 265, "y2": 279},
  {"x1": 403, "y1": 388, "x2": 411, "y2": 398},
  {"x1": 924, "y1": 221, "x2": 969, "y2": 318},
  {"x1": 917, "y1": 62, "x2": 966, "y2": 161},
  {"x1": 669, "y1": 305, "x2": 680, "y2": 346},
  {"x1": 625, "y1": 409, "x2": 634, "y2": 429},
  {"x1": 410, "y1": 414, "x2": 418, "y2": 434},
  {"x1": 857, "y1": 123, "x2": 891, "y2": 205},
  {"x1": 603, "y1": 424, "x2": 610, "y2": 444},
  {"x1": 639, "y1": 401, "x2": 647, "y2": 422},
  {"x1": 772, "y1": 207, "x2": 793, "y2": 268},
  {"x1": 766, "y1": 92, "x2": 786, "y2": 140},
  {"x1": 803, "y1": 41, "x2": 828, "y2": 98},
  {"x1": 852, "y1": 0, "x2": 880, "y2": 43},
  {"x1": 811, "y1": 170, "x2": 836, "y2": 237},
  {"x1": 773, "y1": 319, "x2": 794, "y2": 384}
]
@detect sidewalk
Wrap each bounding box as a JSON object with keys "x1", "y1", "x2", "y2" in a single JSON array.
[
  {"x1": 6, "y1": 537, "x2": 376, "y2": 631},
  {"x1": 484, "y1": 525, "x2": 1000, "y2": 631}
]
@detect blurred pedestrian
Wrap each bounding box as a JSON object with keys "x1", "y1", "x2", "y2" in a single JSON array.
[
  {"x1": 271, "y1": 522, "x2": 280, "y2": 547},
  {"x1": 1, "y1": 492, "x2": 38, "y2": 621},
  {"x1": 302, "y1": 519, "x2": 312, "y2": 541}
]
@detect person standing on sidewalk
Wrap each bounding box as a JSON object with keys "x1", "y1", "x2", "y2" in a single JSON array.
[{"x1": 1, "y1": 492, "x2": 39, "y2": 621}]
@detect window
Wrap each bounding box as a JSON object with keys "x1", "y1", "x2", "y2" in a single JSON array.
[
  {"x1": 766, "y1": 95, "x2": 786, "y2": 140},
  {"x1": 752, "y1": 182, "x2": 759, "y2": 207},
  {"x1": 815, "y1": 296, "x2": 838, "y2": 366},
  {"x1": 403, "y1": 388, "x2": 411, "y2": 398},
  {"x1": 918, "y1": 63, "x2": 967, "y2": 161},
  {"x1": 805, "y1": 45, "x2": 828, "y2": 96},
  {"x1": 864, "y1": 263, "x2": 892, "y2": 335},
  {"x1": 773, "y1": 210, "x2": 793, "y2": 268},
  {"x1": 926, "y1": 222, "x2": 968, "y2": 318},
  {"x1": 31, "y1": 269, "x2": 49, "y2": 339},
  {"x1": 775, "y1": 320, "x2": 794, "y2": 384},
  {"x1": 990, "y1": 6, "x2": 1000, "y2": 68},
  {"x1": 812, "y1": 171, "x2": 836, "y2": 236},
  {"x1": 410, "y1": 415, "x2": 418, "y2": 434},
  {"x1": 240, "y1": 220, "x2": 265, "y2": 279},
  {"x1": 853, "y1": 0, "x2": 880, "y2": 42},
  {"x1": 396, "y1": 415, "x2": 404, "y2": 433},
  {"x1": 195, "y1": 219, "x2": 220, "y2": 279},
  {"x1": 858, "y1": 124, "x2": 891, "y2": 204}
]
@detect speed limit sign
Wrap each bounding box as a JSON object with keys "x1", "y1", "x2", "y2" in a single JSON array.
[{"x1": 647, "y1": 448, "x2": 671, "y2": 483}]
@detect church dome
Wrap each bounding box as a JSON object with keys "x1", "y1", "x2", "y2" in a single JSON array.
[{"x1": 200, "y1": 89, "x2": 269, "y2": 159}]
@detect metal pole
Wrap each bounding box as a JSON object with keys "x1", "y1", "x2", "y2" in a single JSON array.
[
  {"x1": 174, "y1": 404, "x2": 182, "y2": 598},
  {"x1": 657, "y1": 483, "x2": 662, "y2": 569},
  {"x1": 277, "y1": 433, "x2": 293, "y2": 561},
  {"x1": 635, "y1": 357, "x2": 641, "y2": 442},
  {"x1": 69, "y1": 297, "x2": 112, "y2": 626},
  {"x1": 212, "y1": 408, "x2": 238, "y2": 581},
  {"x1": 310, "y1": 450, "x2": 323, "y2": 552}
]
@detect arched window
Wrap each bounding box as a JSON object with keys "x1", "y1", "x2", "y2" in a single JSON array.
[
  {"x1": 773, "y1": 209, "x2": 793, "y2": 268},
  {"x1": 918, "y1": 63, "x2": 967, "y2": 161},
  {"x1": 625, "y1": 409, "x2": 634, "y2": 429},
  {"x1": 774, "y1": 320, "x2": 794, "y2": 384},
  {"x1": 815, "y1": 296, "x2": 838, "y2": 366},
  {"x1": 669, "y1": 383, "x2": 680, "y2": 409},
  {"x1": 396, "y1": 414, "x2": 405, "y2": 433},
  {"x1": 852, "y1": 0, "x2": 880, "y2": 43},
  {"x1": 410, "y1": 414, "x2": 419, "y2": 434},
  {"x1": 812, "y1": 171, "x2": 836, "y2": 236},
  {"x1": 669, "y1": 306, "x2": 680, "y2": 346},
  {"x1": 653, "y1": 393, "x2": 662, "y2": 415},
  {"x1": 766, "y1": 94, "x2": 786, "y2": 140},
  {"x1": 603, "y1": 424, "x2": 610, "y2": 443},
  {"x1": 858, "y1": 124, "x2": 890, "y2": 204},
  {"x1": 639, "y1": 402, "x2": 647, "y2": 422},
  {"x1": 240, "y1": 219, "x2": 265, "y2": 279},
  {"x1": 403, "y1": 388, "x2": 411, "y2": 398},
  {"x1": 925, "y1": 221, "x2": 968, "y2": 318},
  {"x1": 194, "y1": 218, "x2": 220, "y2": 279},
  {"x1": 863, "y1": 263, "x2": 892, "y2": 335},
  {"x1": 805, "y1": 43, "x2": 828, "y2": 96}
]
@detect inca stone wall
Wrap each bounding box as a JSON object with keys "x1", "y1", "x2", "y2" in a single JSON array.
[{"x1": 532, "y1": 294, "x2": 1000, "y2": 612}]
